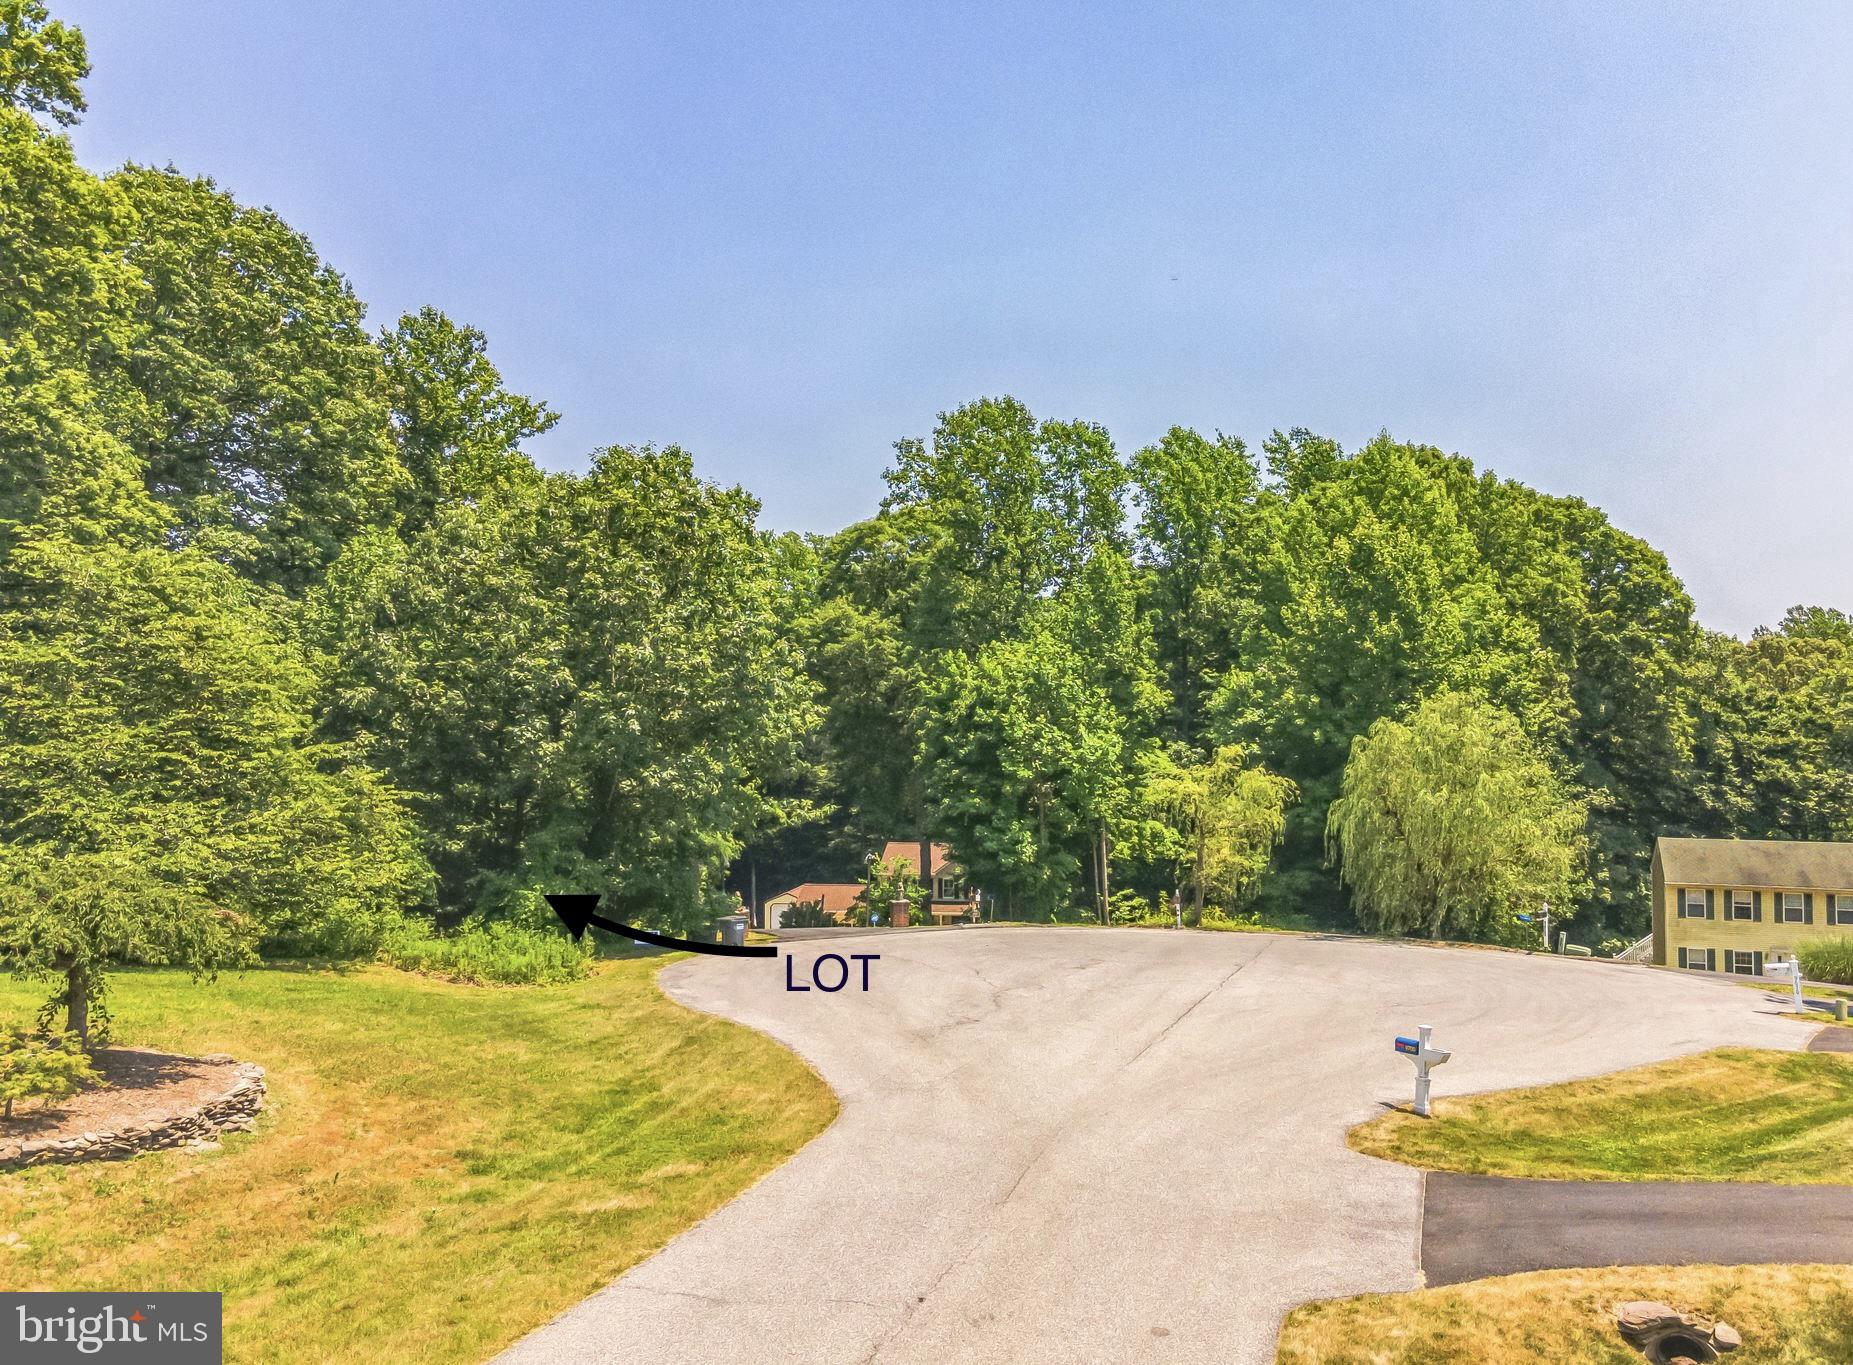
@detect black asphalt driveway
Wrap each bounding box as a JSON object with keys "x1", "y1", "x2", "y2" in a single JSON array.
[
  {"x1": 1809, "y1": 1024, "x2": 1853, "y2": 1052},
  {"x1": 1422, "y1": 1172, "x2": 1853, "y2": 1285}
]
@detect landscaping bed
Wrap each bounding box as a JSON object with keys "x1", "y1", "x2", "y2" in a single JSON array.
[{"x1": 1, "y1": 1049, "x2": 263, "y2": 1169}]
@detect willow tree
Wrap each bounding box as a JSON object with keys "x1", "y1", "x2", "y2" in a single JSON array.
[{"x1": 1327, "y1": 691, "x2": 1588, "y2": 943}]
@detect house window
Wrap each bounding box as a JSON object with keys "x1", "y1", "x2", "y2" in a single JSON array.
[
  {"x1": 1729, "y1": 950, "x2": 1757, "y2": 976},
  {"x1": 1834, "y1": 894, "x2": 1853, "y2": 927},
  {"x1": 1680, "y1": 889, "x2": 1707, "y2": 918},
  {"x1": 1780, "y1": 892, "x2": 1805, "y2": 924},
  {"x1": 1682, "y1": 949, "x2": 1712, "y2": 971},
  {"x1": 1729, "y1": 891, "x2": 1754, "y2": 921},
  {"x1": 935, "y1": 875, "x2": 958, "y2": 901}
]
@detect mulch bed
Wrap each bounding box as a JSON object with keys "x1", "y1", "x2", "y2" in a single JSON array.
[{"x1": 0, "y1": 1049, "x2": 244, "y2": 1159}]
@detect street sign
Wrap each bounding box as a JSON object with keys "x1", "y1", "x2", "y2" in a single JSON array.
[{"x1": 1396, "y1": 1024, "x2": 1452, "y2": 1117}]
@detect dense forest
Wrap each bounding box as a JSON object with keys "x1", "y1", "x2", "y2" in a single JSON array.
[{"x1": 4, "y1": 3, "x2": 1851, "y2": 1035}]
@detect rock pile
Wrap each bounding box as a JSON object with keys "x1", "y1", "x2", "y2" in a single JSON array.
[
  {"x1": 1616, "y1": 1301, "x2": 1742, "y2": 1365},
  {"x1": 1, "y1": 1059, "x2": 265, "y2": 1171}
]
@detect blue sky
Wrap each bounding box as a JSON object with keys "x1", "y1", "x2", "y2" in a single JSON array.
[{"x1": 60, "y1": 1, "x2": 1853, "y2": 634}]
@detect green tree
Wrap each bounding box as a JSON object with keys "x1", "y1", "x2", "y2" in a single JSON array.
[
  {"x1": 882, "y1": 397, "x2": 1128, "y2": 653},
  {"x1": 1431, "y1": 457, "x2": 1699, "y2": 935},
  {"x1": 111, "y1": 166, "x2": 405, "y2": 590},
  {"x1": 542, "y1": 448, "x2": 818, "y2": 929},
  {"x1": 379, "y1": 306, "x2": 557, "y2": 531},
  {"x1": 0, "y1": 101, "x2": 144, "y2": 552},
  {"x1": 0, "y1": 448, "x2": 429, "y2": 1047},
  {"x1": 1770, "y1": 605, "x2": 1853, "y2": 645},
  {"x1": 306, "y1": 486, "x2": 569, "y2": 918},
  {"x1": 1137, "y1": 745, "x2": 1294, "y2": 921},
  {"x1": 0, "y1": 1027, "x2": 97, "y2": 1120},
  {"x1": 1691, "y1": 630, "x2": 1853, "y2": 843},
  {"x1": 1215, "y1": 434, "x2": 1550, "y2": 915},
  {"x1": 1327, "y1": 690, "x2": 1589, "y2": 942},
  {"x1": 310, "y1": 446, "x2": 813, "y2": 934},
  {"x1": 919, "y1": 624, "x2": 1128, "y2": 918},
  {"x1": 1130, "y1": 427, "x2": 1263, "y2": 744},
  {"x1": 0, "y1": 0, "x2": 87, "y2": 127}
]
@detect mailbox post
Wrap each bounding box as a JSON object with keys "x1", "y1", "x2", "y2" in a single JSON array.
[{"x1": 1394, "y1": 1024, "x2": 1452, "y2": 1118}]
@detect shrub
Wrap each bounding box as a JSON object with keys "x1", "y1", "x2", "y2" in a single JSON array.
[
  {"x1": 1798, "y1": 937, "x2": 1853, "y2": 986},
  {"x1": 1110, "y1": 889, "x2": 1166, "y2": 925},
  {"x1": 376, "y1": 920, "x2": 591, "y2": 986},
  {"x1": 1, "y1": 1028, "x2": 100, "y2": 1120},
  {"x1": 779, "y1": 902, "x2": 838, "y2": 929}
]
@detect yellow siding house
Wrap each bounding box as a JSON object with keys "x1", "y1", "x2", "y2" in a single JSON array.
[{"x1": 1652, "y1": 836, "x2": 1853, "y2": 975}]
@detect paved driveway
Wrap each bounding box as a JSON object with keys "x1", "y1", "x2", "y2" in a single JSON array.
[
  {"x1": 498, "y1": 927, "x2": 1813, "y2": 1365},
  {"x1": 1421, "y1": 1173, "x2": 1853, "y2": 1285}
]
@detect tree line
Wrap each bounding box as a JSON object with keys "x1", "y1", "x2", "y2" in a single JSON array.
[{"x1": 3, "y1": 2, "x2": 1850, "y2": 1040}]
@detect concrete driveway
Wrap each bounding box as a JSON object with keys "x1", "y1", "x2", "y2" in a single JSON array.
[{"x1": 497, "y1": 927, "x2": 1814, "y2": 1365}]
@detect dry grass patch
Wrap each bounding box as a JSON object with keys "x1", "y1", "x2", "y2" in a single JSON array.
[
  {"x1": 0, "y1": 959, "x2": 835, "y2": 1364},
  {"x1": 1276, "y1": 1264, "x2": 1853, "y2": 1364},
  {"x1": 1349, "y1": 1048, "x2": 1853, "y2": 1182}
]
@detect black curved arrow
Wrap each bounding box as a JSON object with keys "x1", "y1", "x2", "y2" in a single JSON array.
[{"x1": 544, "y1": 894, "x2": 776, "y2": 958}]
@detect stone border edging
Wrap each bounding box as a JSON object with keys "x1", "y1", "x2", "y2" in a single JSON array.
[{"x1": 1, "y1": 1056, "x2": 266, "y2": 1171}]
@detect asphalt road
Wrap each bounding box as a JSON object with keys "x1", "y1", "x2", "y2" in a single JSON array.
[
  {"x1": 497, "y1": 927, "x2": 1813, "y2": 1365},
  {"x1": 1422, "y1": 1172, "x2": 1853, "y2": 1285}
]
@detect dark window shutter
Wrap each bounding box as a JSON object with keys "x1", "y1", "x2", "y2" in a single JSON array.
[
  {"x1": 1709, "y1": 948, "x2": 1718, "y2": 971},
  {"x1": 1678, "y1": 946, "x2": 1688, "y2": 968},
  {"x1": 1674, "y1": 887, "x2": 1686, "y2": 917},
  {"x1": 1805, "y1": 892, "x2": 1815, "y2": 925},
  {"x1": 1706, "y1": 888, "x2": 1715, "y2": 920},
  {"x1": 1754, "y1": 951, "x2": 1765, "y2": 977},
  {"x1": 1754, "y1": 890, "x2": 1763, "y2": 922}
]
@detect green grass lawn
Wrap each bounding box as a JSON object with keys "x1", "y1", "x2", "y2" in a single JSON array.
[
  {"x1": 0, "y1": 960, "x2": 836, "y2": 1363},
  {"x1": 1349, "y1": 1048, "x2": 1853, "y2": 1182},
  {"x1": 1277, "y1": 1264, "x2": 1853, "y2": 1364}
]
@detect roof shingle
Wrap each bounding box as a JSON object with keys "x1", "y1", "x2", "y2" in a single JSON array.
[
  {"x1": 767, "y1": 883, "x2": 865, "y2": 914},
  {"x1": 1656, "y1": 837, "x2": 1853, "y2": 891}
]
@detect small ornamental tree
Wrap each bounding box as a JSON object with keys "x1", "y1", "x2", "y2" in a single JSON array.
[
  {"x1": 1138, "y1": 745, "x2": 1295, "y2": 923},
  {"x1": 1327, "y1": 690, "x2": 1589, "y2": 942},
  {"x1": 0, "y1": 1027, "x2": 98, "y2": 1120}
]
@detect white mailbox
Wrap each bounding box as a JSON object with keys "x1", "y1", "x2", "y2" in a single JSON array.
[
  {"x1": 1765, "y1": 959, "x2": 1807, "y2": 1012},
  {"x1": 1394, "y1": 1023, "x2": 1452, "y2": 1118}
]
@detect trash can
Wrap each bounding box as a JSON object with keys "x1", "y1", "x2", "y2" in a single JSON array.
[{"x1": 716, "y1": 914, "x2": 748, "y2": 947}]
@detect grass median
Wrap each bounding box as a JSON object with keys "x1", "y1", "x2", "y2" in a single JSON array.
[
  {"x1": 0, "y1": 959, "x2": 835, "y2": 1363},
  {"x1": 1348, "y1": 1047, "x2": 1853, "y2": 1183}
]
